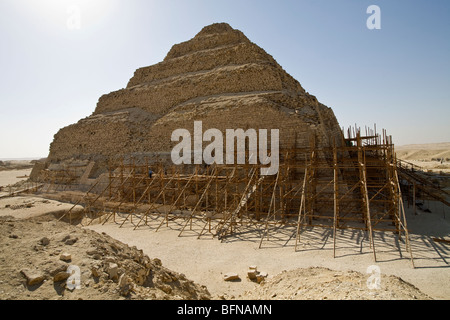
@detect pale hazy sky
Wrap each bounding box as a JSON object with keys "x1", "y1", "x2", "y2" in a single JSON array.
[{"x1": 0, "y1": 0, "x2": 449, "y2": 158}]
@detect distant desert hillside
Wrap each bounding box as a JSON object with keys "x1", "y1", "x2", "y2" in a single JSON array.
[
  {"x1": 0, "y1": 160, "x2": 36, "y2": 172},
  {"x1": 396, "y1": 142, "x2": 450, "y2": 161}
]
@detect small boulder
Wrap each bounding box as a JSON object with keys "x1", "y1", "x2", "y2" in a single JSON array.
[
  {"x1": 118, "y1": 273, "x2": 133, "y2": 296},
  {"x1": 62, "y1": 235, "x2": 78, "y2": 245},
  {"x1": 53, "y1": 271, "x2": 70, "y2": 282},
  {"x1": 247, "y1": 266, "x2": 258, "y2": 280},
  {"x1": 153, "y1": 258, "x2": 162, "y2": 266},
  {"x1": 65, "y1": 237, "x2": 78, "y2": 245},
  {"x1": 21, "y1": 269, "x2": 45, "y2": 286},
  {"x1": 107, "y1": 263, "x2": 119, "y2": 280},
  {"x1": 86, "y1": 248, "x2": 101, "y2": 256},
  {"x1": 158, "y1": 284, "x2": 172, "y2": 294},
  {"x1": 91, "y1": 266, "x2": 101, "y2": 278},
  {"x1": 256, "y1": 271, "x2": 268, "y2": 284},
  {"x1": 223, "y1": 273, "x2": 240, "y2": 281},
  {"x1": 60, "y1": 253, "x2": 72, "y2": 262},
  {"x1": 46, "y1": 263, "x2": 68, "y2": 277},
  {"x1": 40, "y1": 237, "x2": 50, "y2": 246}
]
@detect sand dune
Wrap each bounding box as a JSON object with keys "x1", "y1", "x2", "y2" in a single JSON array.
[{"x1": 396, "y1": 142, "x2": 450, "y2": 162}]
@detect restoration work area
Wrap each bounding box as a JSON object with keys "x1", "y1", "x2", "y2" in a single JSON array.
[{"x1": 1, "y1": 23, "x2": 449, "y2": 301}]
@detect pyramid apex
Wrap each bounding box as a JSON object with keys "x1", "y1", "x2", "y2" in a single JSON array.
[{"x1": 196, "y1": 22, "x2": 235, "y2": 36}]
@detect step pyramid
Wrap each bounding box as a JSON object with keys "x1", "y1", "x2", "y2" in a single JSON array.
[{"x1": 47, "y1": 22, "x2": 343, "y2": 165}]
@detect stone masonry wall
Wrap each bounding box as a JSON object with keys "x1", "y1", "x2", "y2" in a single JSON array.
[{"x1": 43, "y1": 23, "x2": 344, "y2": 179}]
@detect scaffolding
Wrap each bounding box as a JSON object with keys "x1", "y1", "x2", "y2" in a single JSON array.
[
  {"x1": 396, "y1": 159, "x2": 450, "y2": 215},
  {"x1": 54, "y1": 126, "x2": 415, "y2": 267},
  {"x1": 39, "y1": 165, "x2": 78, "y2": 193}
]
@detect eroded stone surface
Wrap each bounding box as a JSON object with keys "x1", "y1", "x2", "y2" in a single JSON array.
[{"x1": 38, "y1": 23, "x2": 341, "y2": 170}]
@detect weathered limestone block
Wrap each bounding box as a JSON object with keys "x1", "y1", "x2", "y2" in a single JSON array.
[
  {"x1": 256, "y1": 271, "x2": 268, "y2": 284},
  {"x1": 60, "y1": 252, "x2": 72, "y2": 262},
  {"x1": 247, "y1": 266, "x2": 258, "y2": 280},
  {"x1": 107, "y1": 262, "x2": 119, "y2": 280},
  {"x1": 223, "y1": 273, "x2": 240, "y2": 281},
  {"x1": 20, "y1": 269, "x2": 46, "y2": 286}
]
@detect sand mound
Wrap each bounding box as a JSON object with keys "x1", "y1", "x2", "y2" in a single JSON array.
[
  {"x1": 242, "y1": 267, "x2": 431, "y2": 300},
  {"x1": 0, "y1": 216, "x2": 210, "y2": 300}
]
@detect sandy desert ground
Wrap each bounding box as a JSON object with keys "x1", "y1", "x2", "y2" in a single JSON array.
[
  {"x1": 84, "y1": 203, "x2": 449, "y2": 300},
  {"x1": 0, "y1": 154, "x2": 449, "y2": 300},
  {"x1": 396, "y1": 142, "x2": 450, "y2": 173},
  {"x1": 0, "y1": 192, "x2": 448, "y2": 300},
  {"x1": 0, "y1": 169, "x2": 32, "y2": 190}
]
